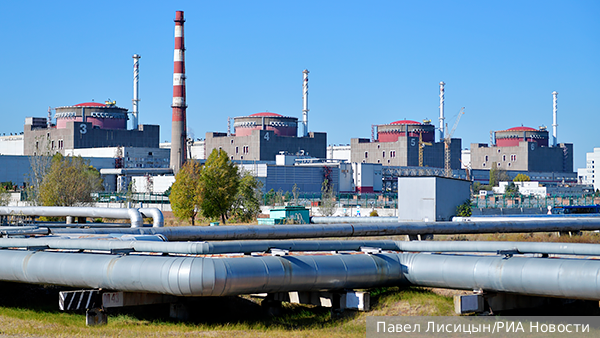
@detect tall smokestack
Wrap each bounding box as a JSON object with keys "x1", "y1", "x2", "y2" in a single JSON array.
[
  {"x1": 552, "y1": 91, "x2": 558, "y2": 147},
  {"x1": 302, "y1": 69, "x2": 309, "y2": 137},
  {"x1": 132, "y1": 54, "x2": 141, "y2": 130},
  {"x1": 47, "y1": 106, "x2": 52, "y2": 128},
  {"x1": 439, "y1": 81, "x2": 445, "y2": 141},
  {"x1": 170, "y1": 11, "x2": 187, "y2": 173}
]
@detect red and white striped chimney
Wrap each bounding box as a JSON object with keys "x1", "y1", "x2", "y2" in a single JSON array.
[{"x1": 170, "y1": 10, "x2": 187, "y2": 173}]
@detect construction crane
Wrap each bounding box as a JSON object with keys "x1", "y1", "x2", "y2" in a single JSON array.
[{"x1": 444, "y1": 107, "x2": 465, "y2": 177}]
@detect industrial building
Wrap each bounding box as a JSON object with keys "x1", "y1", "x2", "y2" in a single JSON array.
[
  {"x1": 579, "y1": 147, "x2": 600, "y2": 192},
  {"x1": 204, "y1": 69, "x2": 327, "y2": 162},
  {"x1": 23, "y1": 102, "x2": 160, "y2": 156},
  {"x1": 470, "y1": 126, "x2": 573, "y2": 173},
  {"x1": 350, "y1": 119, "x2": 462, "y2": 169},
  {"x1": 205, "y1": 112, "x2": 327, "y2": 161}
]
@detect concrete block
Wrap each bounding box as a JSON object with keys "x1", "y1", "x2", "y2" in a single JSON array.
[
  {"x1": 454, "y1": 294, "x2": 484, "y2": 314},
  {"x1": 86, "y1": 308, "x2": 107, "y2": 326}
]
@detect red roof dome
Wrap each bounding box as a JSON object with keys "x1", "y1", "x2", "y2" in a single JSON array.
[
  {"x1": 249, "y1": 112, "x2": 282, "y2": 117},
  {"x1": 504, "y1": 126, "x2": 537, "y2": 132},
  {"x1": 73, "y1": 102, "x2": 107, "y2": 107},
  {"x1": 390, "y1": 120, "x2": 421, "y2": 125}
]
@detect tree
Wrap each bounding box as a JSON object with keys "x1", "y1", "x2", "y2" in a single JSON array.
[
  {"x1": 291, "y1": 183, "x2": 300, "y2": 206},
  {"x1": 503, "y1": 182, "x2": 520, "y2": 198},
  {"x1": 231, "y1": 170, "x2": 262, "y2": 222},
  {"x1": 513, "y1": 174, "x2": 531, "y2": 182},
  {"x1": 456, "y1": 199, "x2": 472, "y2": 217},
  {"x1": 169, "y1": 160, "x2": 202, "y2": 225},
  {"x1": 38, "y1": 154, "x2": 103, "y2": 206},
  {"x1": 198, "y1": 149, "x2": 239, "y2": 224},
  {"x1": 488, "y1": 162, "x2": 510, "y2": 187},
  {"x1": 319, "y1": 180, "x2": 336, "y2": 216},
  {"x1": 26, "y1": 136, "x2": 54, "y2": 205}
]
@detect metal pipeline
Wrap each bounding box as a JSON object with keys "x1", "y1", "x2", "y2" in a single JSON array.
[
  {"x1": 0, "y1": 250, "x2": 599, "y2": 300},
  {"x1": 311, "y1": 216, "x2": 400, "y2": 224},
  {"x1": 49, "y1": 218, "x2": 600, "y2": 240},
  {"x1": 3, "y1": 238, "x2": 600, "y2": 257},
  {"x1": 139, "y1": 208, "x2": 164, "y2": 227},
  {"x1": 0, "y1": 206, "x2": 154, "y2": 228}
]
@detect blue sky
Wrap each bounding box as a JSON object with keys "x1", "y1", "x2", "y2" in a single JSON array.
[{"x1": 1, "y1": 1, "x2": 598, "y2": 169}]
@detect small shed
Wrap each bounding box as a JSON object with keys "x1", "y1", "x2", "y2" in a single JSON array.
[
  {"x1": 398, "y1": 176, "x2": 471, "y2": 221},
  {"x1": 258, "y1": 206, "x2": 310, "y2": 225}
]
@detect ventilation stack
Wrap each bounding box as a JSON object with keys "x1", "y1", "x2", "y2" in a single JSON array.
[
  {"x1": 170, "y1": 11, "x2": 187, "y2": 173},
  {"x1": 302, "y1": 69, "x2": 309, "y2": 137},
  {"x1": 552, "y1": 91, "x2": 558, "y2": 147},
  {"x1": 439, "y1": 81, "x2": 445, "y2": 141},
  {"x1": 132, "y1": 54, "x2": 141, "y2": 130}
]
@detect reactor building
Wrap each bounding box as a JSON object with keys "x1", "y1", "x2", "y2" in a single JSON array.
[
  {"x1": 470, "y1": 92, "x2": 573, "y2": 174},
  {"x1": 24, "y1": 101, "x2": 160, "y2": 156},
  {"x1": 350, "y1": 119, "x2": 462, "y2": 169},
  {"x1": 204, "y1": 69, "x2": 327, "y2": 161}
]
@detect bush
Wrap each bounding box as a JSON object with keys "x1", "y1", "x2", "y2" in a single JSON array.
[{"x1": 369, "y1": 210, "x2": 379, "y2": 217}]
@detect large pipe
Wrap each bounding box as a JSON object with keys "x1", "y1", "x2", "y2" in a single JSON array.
[
  {"x1": 139, "y1": 208, "x2": 164, "y2": 227},
  {"x1": 3, "y1": 238, "x2": 600, "y2": 257},
  {"x1": 170, "y1": 10, "x2": 187, "y2": 174},
  {"x1": 439, "y1": 81, "x2": 445, "y2": 141},
  {"x1": 0, "y1": 206, "x2": 144, "y2": 228},
  {"x1": 552, "y1": 90, "x2": 558, "y2": 147},
  {"x1": 302, "y1": 69, "x2": 309, "y2": 137},
  {"x1": 131, "y1": 54, "x2": 141, "y2": 129},
  {"x1": 312, "y1": 216, "x2": 401, "y2": 224},
  {"x1": 0, "y1": 251, "x2": 404, "y2": 296},
  {"x1": 50, "y1": 219, "x2": 600, "y2": 241},
  {"x1": 1, "y1": 250, "x2": 600, "y2": 301}
]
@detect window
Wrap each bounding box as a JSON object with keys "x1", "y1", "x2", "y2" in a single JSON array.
[
  {"x1": 235, "y1": 146, "x2": 239, "y2": 154},
  {"x1": 510, "y1": 154, "x2": 517, "y2": 161},
  {"x1": 497, "y1": 162, "x2": 501, "y2": 167},
  {"x1": 365, "y1": 151, "x2": 368, "y2": 159},
  {"x1": 382, "y1": 151, "x2": 385, "y2": 158},
  {"x1": 390, "y1": 151, "x2": 396, "y2": 158},
  {"x1": 485, "y1": 155, "x2": 488, "y2": 162},
  {"x1": 502, "y1": 155, "x2": 506, "y2": 161}
]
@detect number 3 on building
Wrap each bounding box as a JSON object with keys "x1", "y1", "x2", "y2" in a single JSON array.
[
  {"x1": 79, "y1": 124, "x2": 87, "y2": 134},
  {"x1": 264, "y1": 132, "x2": 270, "y2": 141}
]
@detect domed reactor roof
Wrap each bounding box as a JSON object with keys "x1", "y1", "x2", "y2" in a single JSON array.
[
  {"x1": 377, "y1": 119, "x2": 435, "y2": 143},
  {"x1": 54, "y1": 101, "x2": 128, "y2": 130},
  {"x1": 234, "y1": 112, "x2": 298, "y2": 137},
  {"x1": 495, "y1": 126, "x2": 548, "y2": 147}
]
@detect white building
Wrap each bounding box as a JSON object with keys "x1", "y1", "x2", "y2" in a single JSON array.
[
  {"x1": 578, "y1": 148, "x2": 600, "y2": 192},
  {"x1": 493, "y1": 181, "x2": 547, "y2": 197}
]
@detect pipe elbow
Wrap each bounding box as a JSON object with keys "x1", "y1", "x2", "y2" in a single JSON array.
[
  {"x1": 139, "y1": 208, "x2": 164, "y2": 227},
  {"x1": 127, "y1": 209, "x2": 144, "y2": 228}
]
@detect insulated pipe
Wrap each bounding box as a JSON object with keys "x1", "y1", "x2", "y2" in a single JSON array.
[
  {"x1": 1, "y1": 251, "x2": 600, "y2": 300},
  {"x1": 0, "y1": 251, "x2": 405, "y2": 296},
  {"x1": 3, "y1": 238, "x2": 600, "y2": 257},
  {"x1": 0, "y1": 207, "x2": 143, "y2": 228},
  {"x1": 50, "y1": 219, "x2": 600, "y2": 241},
  {"x1": 311, "y1": 216, "x2": 400, "y2": 224},
  {"x1": 139, "y1": 208, "x2": 164, "y2": 227}
]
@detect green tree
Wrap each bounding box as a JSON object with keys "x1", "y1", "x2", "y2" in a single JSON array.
[
  {"x1": 38, "y1": 154, "x2": 103, "y2": 206},
  {"x1": 231, "y1": 170, "x2": 263, "y2": 222},
  {"x1": 503, "y1": 182, "x2": 520, "y2": 198},
  {"x1": 456, "y1": 199, "x2": 472, "y2": 217},
  {"x1": 198, "y1": 149, "x2": 239, "y2": 224},
  {"x1": 169, "y1": 160, "x2": 202, "y2": 225},
  {"x1": 513, "y1": 173, "x2": 531, "y2": 182}
]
